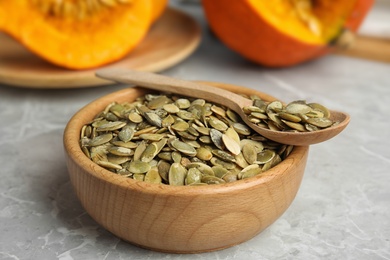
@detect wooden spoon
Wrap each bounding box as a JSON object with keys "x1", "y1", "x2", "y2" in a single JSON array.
[{"x1": 96, "y1": 69, "x2": 350, "y2": 146}]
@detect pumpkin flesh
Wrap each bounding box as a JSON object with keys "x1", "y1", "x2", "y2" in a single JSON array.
[
  {"x1": 0, "y1": 0, "x2": 153, "y2": 70},
  {"x1": 249, "y1": 0, "x2": 358, "y2": 44},
  {"x1": 202, "y1": 0, "x2": 374, "y2": 67}
]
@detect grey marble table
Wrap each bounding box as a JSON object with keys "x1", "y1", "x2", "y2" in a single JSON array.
[{"x1": 1, "y1": 2, "x2": 389, "y2": 260}]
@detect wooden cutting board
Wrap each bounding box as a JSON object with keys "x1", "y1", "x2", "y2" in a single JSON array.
[{"x1": 0, "y1": 8, "x2": 201, "y2": 89}]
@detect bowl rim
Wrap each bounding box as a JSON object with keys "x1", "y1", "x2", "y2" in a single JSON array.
[{"x1": 63, "y1": 82, "x2": 309, "y2": 197}]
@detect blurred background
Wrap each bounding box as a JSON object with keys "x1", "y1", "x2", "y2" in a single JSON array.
[{"x1": 0, "y1": 0, "x2": 389, "y2": 259}]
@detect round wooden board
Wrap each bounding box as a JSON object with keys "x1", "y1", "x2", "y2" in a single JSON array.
[{"x1": 0, "y1": 8, "x2": 201, "y2": 89}]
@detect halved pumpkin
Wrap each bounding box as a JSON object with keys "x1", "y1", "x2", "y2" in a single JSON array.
[
  {"x1": 0, "y1": 0, "x2": 154, "y2": 70},
  {"x1": 202, "y1": 0, "x2": 374, "y2": 67}
]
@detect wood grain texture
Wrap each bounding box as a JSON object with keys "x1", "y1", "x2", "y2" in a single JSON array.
[
  {"x1": 0, "y1": 8, "x2": 201, "y2": 88},
  {"x1": 63, "y1": 82, "x2": 309, "y2": 253},
  {"x1": 333, "y1": 35, "x2": 390, "y2": 63}
]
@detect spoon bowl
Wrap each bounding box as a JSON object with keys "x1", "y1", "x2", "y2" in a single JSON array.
[{"x1": 96, "y1": 69, "x2": 350, "y2": 146}]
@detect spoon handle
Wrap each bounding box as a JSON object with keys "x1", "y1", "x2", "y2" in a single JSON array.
[{"x1": 96, "y1": 69, "x2": 253, "y2": 110}]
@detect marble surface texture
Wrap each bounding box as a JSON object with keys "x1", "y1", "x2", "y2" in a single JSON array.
[{"x1": 1, "y1": 1, "x2": 389, "y2": 259}]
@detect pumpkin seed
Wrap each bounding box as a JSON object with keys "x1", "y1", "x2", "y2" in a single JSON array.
[
  {"x1": 171, "y1": 121, "x2": 189, "y2": 132},
  {"x1": 90, "y1": 145, "x2": 109, "y2": 162},
  {"x1": 256, "y1": 150, "x2": 275, "y2": 164},
  {"x1": 128, "y1": 112, "x2": 143, "y2": 123},
  {"x1": 282, "y1": 120, "x2": 307, "y2": 132},
  {"x1": 111, "y1": 140, "x2": 138, "y2": 149},
  {"x1": 278, "y1": 112, "x2": 301, "y2": 123},
  {"x1": 185, "y1": 168, "x2": 202, "y2": 185},
  {"x1": 133, "y1": 141, "x2": 147, "y2": 161},
  {"x1": 240, "y1": 139, "x2": 264, "y2": 153},
  {"x1": 208, "y1": 116, "x2": 228, "y2": 131},
  {"x1": 305, "y1": 123, "x2": 320, "y2": 132},
  {"x1": 226, "y1": 109, "x2": 240, "y2": 123},
  {"x1": 223, "y1": 173, "x2": 238, "y2": 183},
  {"x1": 191, "y1": 99, "x2": 206, "y2": 106},
  {"x1": 140, "y1": 143, "x2": 159, "y2": 162},
  {"x1": 201, "y1": 175, "x2": 226, "y2": 185},
  {"x1": 210, "y1": 157, "x2": 236, "y2": 170},
  {"x1": 133, "y1": 173, "x2": 145, "y2": 182},
  {"x1": 107, "y1": 154, "x2": 131, "y2": 165},
  {"x1": 171, "y1": 151, "x2": 182, "y2": 163},
  {"x1": 222, "y1": 133, "x2": 241, "y2": 155},
  {"x1": 33, "y1": 0, "x2": 133, "y2": 18},
  {"x1": 196, "y1": 147, "x2": 213, "y2": 161},
  {"x1": 89, "y1": 133, "x2": 113, "y2": 146},
  {"x1": 210, "y1": 129, "x2": 224, "y2": 150},
  {"x1": 144, "y1": 112, "x2": 162, "y2": 128},
  {"x1": 242, "y1": 143, "x2": 257, "y2": 164},
  {"x1": 81, "y1": 146, "x2": 90, "y2": 158},
  {"x1": 161, "y1": 114, "x2": 175, "y2": 127},
  {"x1": 177, "y1": 110, "x2": 196, "y2": 120},
  {"x1": 184, "y1": 140, "x2": 201, "y2": 149},
  {"x1": 158, "y1": 152, "x2": 172, "y2": 161},
  {"x1": 192, "y1": 124, "x2": 210, "y2": 135},
  {"x1": 234, "y1": 152, "x2": 249, "y2": 169},
  {"x1": 267, "y1": 101, "x2": 283, "y2": 113},
  {"x1": 286, "y1": 102, "x2": 312, "y2": 114},
  {"x1": 108, "y1": 146, "x2": 133, "y2": 156},
  {"x1": 134, "y1": 126, "x2": 157, "y2": 136},
  {"x1": 168, "y1": 163, "x2": 187, "y2": 186},
  {"x1": 243, "y1": 96, "x2": 337, "y2": 133},
  {"x1": 239, "y1": 165, "x2": 262, "y2": 179},
  {"x1": 97, "y1": 160, "x2": 122, "y2": 170},
  {"x1": 199, "y1": 136, "x2": 212, "y2": 144},
  {"x1": 306, "y1": 117, "x2": 333, "y2": 128},
  {"x1": 176, "y1": 131, "x2": 197, "y2": 140},
  {"x1": 144, "y1": 166, "x2": 162, "y2": 184},
  {"x1": 128, "y1": 160, "x2": 151, "y2": 174},
  {"x1": 139, "y1": 133, "x2": 165, "y2": 141},
  {"x1": 163, "y1": 103, "x2": 180, "y2": 113},
  {"x1": 308, "y1": 103, "x2": 330, "y2": 118},
  {"x1": 211, "y1": 105, "x2": 226, "y2": 117},
  {"x1": 175, "y1": 98, "x2": 191, "y2": 109},
  {"x1": 211, "y1": 149, "x2": 235, "y2": 162},
  {"x1": 187, "y1": 162, "x2": 214, "y2": 176},
  {"x1": 118, "y1": 126, "x2": 134, "y2": 142},
  {"x1": 262, "y1": 154, "x2": 282, "y2": 171},
  {"x1": 293, "y1": 0, "x2": 323, "y2": 35},
  {"x1": 157, "y1": 160, "x2": 170, "y2": 182},
  {"x1": 170, "y1": 139, "x2": 197, "y2": 156},
  {"x1": 233, "y1": 123, "x2": 251, "y2": 135},
  {"x1": 147, "y1": 96, "x2": 170, "y2": 109},
  {"x1": 212, "y1": 166, "x2": 229, "y2": 178}
]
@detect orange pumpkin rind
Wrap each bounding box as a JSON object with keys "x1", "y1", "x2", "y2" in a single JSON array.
[
  {"x1": 202, "y1": 0, "x2": 374, "y2": 67},
  {"x1": 0, "y1": 0, "x2": 158, "y2": 70}
]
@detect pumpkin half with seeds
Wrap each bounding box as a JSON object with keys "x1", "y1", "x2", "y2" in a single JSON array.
[
  {"x1": 0, "y1": 0, "x2": 167, "y2": 70},
  {"x1": 202, "y1": 0, "x2": 374, "y2": 67}
]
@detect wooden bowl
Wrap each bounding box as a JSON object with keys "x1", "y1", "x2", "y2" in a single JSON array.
[{"x1": 63, "y1": 82, "x2": 309, "y2": 253}]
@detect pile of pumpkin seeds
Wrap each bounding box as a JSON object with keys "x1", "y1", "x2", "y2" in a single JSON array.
[
  {"x1": 80, "y1": 93, "x2": 294, "y2": 186},
  {"x1": 291, "y1": 0, "x2": 322, "y2": 36},
  {"x1": 244, "y1": 97, "x2": 337, "y2": 132},
  {"x1": 32, "y1": 0, "x2": 134, "y2": 19}
]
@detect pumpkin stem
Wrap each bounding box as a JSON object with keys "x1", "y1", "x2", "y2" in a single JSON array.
[{"x1": 331, "y1": 29, "x2": 356, "y2": 49}]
